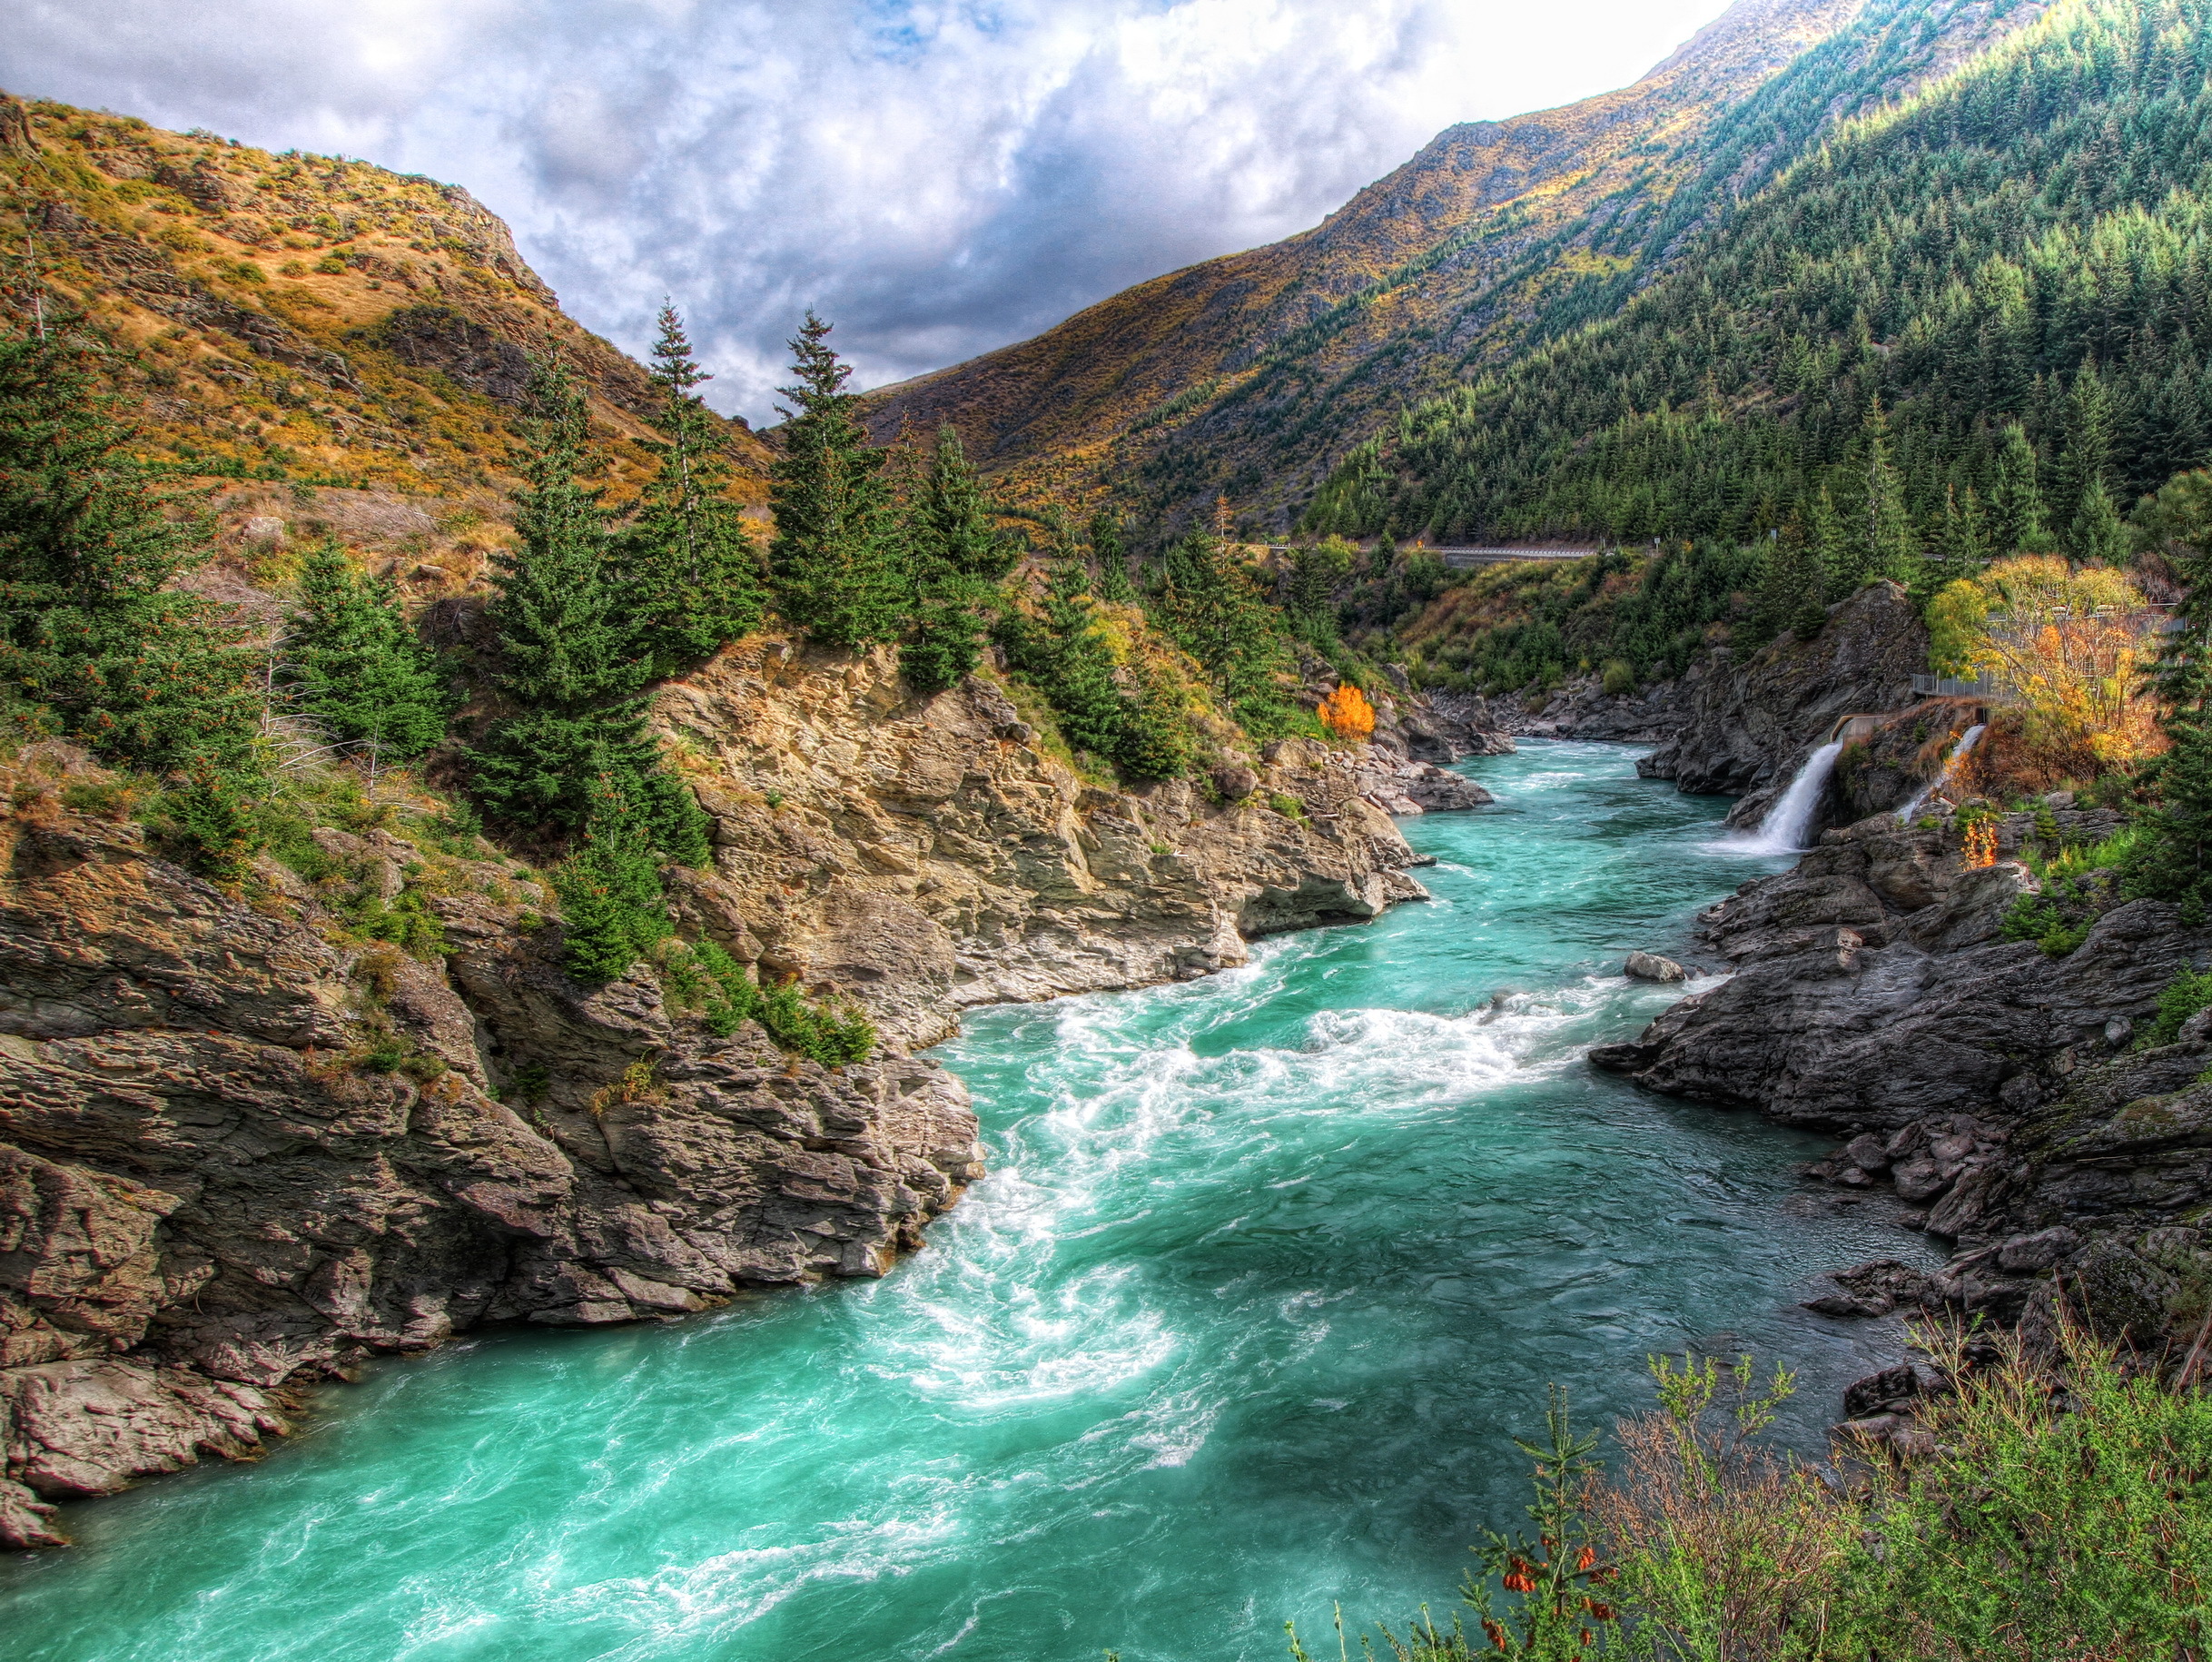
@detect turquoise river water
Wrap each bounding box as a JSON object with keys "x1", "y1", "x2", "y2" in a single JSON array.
[{"x1": 4, "y1": 742, "x2": 1932, "y2": 1662}]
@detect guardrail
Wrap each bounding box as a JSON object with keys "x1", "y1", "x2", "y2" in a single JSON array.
[
  {"x1": 1434, "y1": 547, "x2": 1606, "y2": 569},
  {"x1": 1911, "y1": 672, "x2": 2004, "y2": 697}
]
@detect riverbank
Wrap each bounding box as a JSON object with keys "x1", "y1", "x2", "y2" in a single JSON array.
[{"x1": 5, "y1": 743, "x2": 1936, "y2": 1662}]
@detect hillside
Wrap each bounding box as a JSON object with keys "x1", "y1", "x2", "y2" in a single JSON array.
[
  {"x1": 0, "y1": 93, "x2": 772, "y2": 589},
  {"x1": 862, "y1": 0, "x2": 2049, "y2": 536},
  {"x1": 1309, "y1": 0, "x2": 2212, "y2": 552}
]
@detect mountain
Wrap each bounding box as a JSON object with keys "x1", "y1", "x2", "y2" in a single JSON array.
[
  {"x1": 862, "y1": 0, "x2": 2051, "y2": 534},
  {"x1": 0, "y1": 93, "x2": 771, "y2": 581},
  {"x1": 1314, "y1": 0, "x2": 2212, "y2": 549}
]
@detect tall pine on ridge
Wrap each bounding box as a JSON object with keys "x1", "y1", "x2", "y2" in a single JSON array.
[
  {"x1": 900, "y1": 423, "x2": 1012, "y2": 694},
  {"x1": 769, "y1": 314, "x2": 903, "y2": 652},
  {"x1": 619, "y1": 305, "x2": 765, "y2": 678},
  {"x1": 470, "y1": 357, "x2": 706, "y2": 865}
]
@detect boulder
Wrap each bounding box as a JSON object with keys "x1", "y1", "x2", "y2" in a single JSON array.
[{"x1": 1624, "y1": 951, "x2": 1689, "y2": 983}]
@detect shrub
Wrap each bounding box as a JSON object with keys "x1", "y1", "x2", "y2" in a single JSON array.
[
  {"x1": 1317, "y1": 682, "x2": 1376, "y2": 739},
  {"x1": 2139, "y1": 965, "x2": 2212, "y2": 1048},
  {"x1": 1306, "y1": 1322, "x2": 2212, "y2": 1661},
  {"x1": 661, "y1": 940, "x2": 875, "y2": 1067},
  {"x1": 1600, "y1": 658, "x2": 1635, "y2": 697}
]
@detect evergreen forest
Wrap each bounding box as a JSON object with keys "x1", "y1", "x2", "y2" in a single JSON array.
[{"x1": 1302, "y1": 0, "x2": 2212, "y2": 687}]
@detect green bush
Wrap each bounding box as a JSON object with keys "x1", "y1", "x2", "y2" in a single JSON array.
[
  {"x1": 1600, "y1": 658, "x2": 1635, "y2": 697},
  {"x1": 2139, "y1": 965, "x2": 2212, "y2": 1048},
  {"x1": 661, "y1": 940, "x2": 874, "y2": 1067},
  {"x1": 1299, "y1": 1321, "x2": 2211, "y2": 1661}
]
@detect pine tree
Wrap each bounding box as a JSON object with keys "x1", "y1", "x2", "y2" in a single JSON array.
[
  {"x1": 1154, "y1": 529, "x2": 1283, "y2": 707},
  {"x1": 1283, "y1": 537, "x2": 1355, "y2": 648},
  {"x1": 1990, "y1": 422, "x2": 2050, "y2": 554},
  {"x1": 551, "y1": 782, "x2": 674, "y2": 983},
  {"x1": 899, "y1": 424, "x2": 1012, "y2": 694},
  {"x1": 1857, "y1": 398, "x2": 1920, "y2": 586},
  {"x1": 768, "y1": 313, "x2": 903, "y2": 651},
  {"x1": 1748, "y1": 525, "x2": 1824, "y2": 647},
  {"x1": 470, "y1": 358, "x2": 706, "y2": 863},
  {"x1": 1091, "y1": 508, "x2": 1135, "y2": 603},
  {"x1": 2127, "y1": 475, "x2": 2212, "y2": 917},
  {"x1": 2058, "y1": 361, "x2": 2118, "y2": 533},
  {"x1": 1936, "y1": 482, "x2": 1989, "y2": 574},
  {"x1": 2069, "y1": 476, "x2": 2128, "y2": 566},
  {"x1": 1805, "y1": 484, "x2": 1852, "y2": 600},
  {"x1": 618, "y1": 305, "x2": 765, "y2": 677},
  {"x1": 0, "y1": 329, "x2": 259, "y2": 774},
  {"x1": 287, "y1": 540, "x2": 449, "y2": 764}
]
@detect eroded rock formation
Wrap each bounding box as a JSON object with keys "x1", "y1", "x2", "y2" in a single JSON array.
[
  {"x1": 0, "y1": 640, "x2": 1486, "y2": 1547},
  {"x1": 1593, "y1": 806, "x2": 2212, "y2": 1370},
  {"x1": 1638, "y1": 582, "x2": 1930, "y2": 828}
]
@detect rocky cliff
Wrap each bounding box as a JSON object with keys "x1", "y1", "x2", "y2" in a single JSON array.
[
  {"x1": 1637, "y1": 582, "x2": 1930, "y2": 827},
  {"x1": 1593, "y1": 806, "x2": 2212, "y2": 1399},
  {"x1": 0, "y1": 636, "x2": 1459, "y2": 1548}
]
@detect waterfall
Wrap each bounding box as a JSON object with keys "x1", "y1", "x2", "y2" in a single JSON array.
[
  {"x1": 1896, "y1": 723, "x2": 1987, "y2": 824},
  {"x1": 1730, "y1": 741, "x2": 1843, "y2": 856}
]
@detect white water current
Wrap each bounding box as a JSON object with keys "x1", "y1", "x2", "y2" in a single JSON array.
[
  {"x1": 1725, "y1": 740, "x2": 1843, "y2": 856},
  {"x1": 1896, "y1": 723, "x2": 1987, "y2": 822}
]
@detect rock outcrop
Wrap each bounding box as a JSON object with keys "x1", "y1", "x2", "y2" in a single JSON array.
[
  {"x1": 1448, "y1": 678, "x2": 1694, "y2": 746},
  {"x1": 650, "y1": 642, "x2": 1437, "y2": 1047},
  {"x1": 0, "y1": 641, "x2": 1446, "y2": 1546},
  {"x1": 1637, "y1": 583, "x2": 1929, "y2": 828},
  {"x1": 1593, "y1": 805, "x2": 2212, "y2": 1360}
]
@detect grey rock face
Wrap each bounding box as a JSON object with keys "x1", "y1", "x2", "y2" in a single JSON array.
[
  {"x1": 1595, "y1": 802, "x2": 2212, "y2": 1361},
  {"x1": 0, "y1": 639, "x2": 1450, "y2": 1546},
  {"x1": 1639, "y1": 582, "x2": 1929, "y2": 830}
]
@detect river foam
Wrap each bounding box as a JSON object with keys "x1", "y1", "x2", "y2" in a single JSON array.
[{"x1": 5, "y1": 743, "x2": 1933, "y2": 1662}]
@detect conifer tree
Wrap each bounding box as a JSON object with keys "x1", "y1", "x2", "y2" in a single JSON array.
[
  {"x1": 551, "y1": 781, "x2": 674, "y2": 982},
  {"x1": 1091, "y1": 507, "x2": 1135, "y2": 603},
  {"x1": 471, "y1": 359, "x2": 706, "y2": 863},
  {"x1": 1154, "y1": 529, "x2": 1283, "y2": 707},
  {"x1": 0, "y1": 329, "x2": 259, "y2": 774},
  {"x1": 1283, "y1": 538, "x2": 1355, "y2": 648},
  {"x1": 768, "y1": 314, "x2": 903, "y2": 651},
  {"x1": 618, "y1": 305, "x2": 765, "y2": 677},
  {"x1": 899, "y1": 424, "x2": 1012, "y2": 694},
  {"x1": 1990, "y1": 422, "x2": 2050, "y2": 554},
  {"x1": 1857, "y1": 399, "x2": 1920, "y2": 586},
  {"x1": 287, "y1": 540, "x2": 449, "y2": 763},
  {"x1": 1936, "y1": 482, "x2": 1988, "y2": 574},
  {"x1": 1805, "y1": 484, "x2": 1852, "y2": 600},
  {"x1": 1748, "y1": 525, "x2": 1825, "y2": 646}
]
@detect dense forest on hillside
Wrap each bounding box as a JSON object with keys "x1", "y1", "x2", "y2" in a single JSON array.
[{"x1": 1308, "y1": 0, "x2": 2212, "y2": 578}]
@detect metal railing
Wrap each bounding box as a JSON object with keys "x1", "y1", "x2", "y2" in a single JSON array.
[{"x1": 1911, "y1": 672, "x2": 2004, "y2": 698}]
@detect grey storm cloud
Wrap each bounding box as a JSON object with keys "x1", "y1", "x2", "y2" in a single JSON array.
[{"x1": 4, "y1": 0, "x2": 1733, "y2": 421}]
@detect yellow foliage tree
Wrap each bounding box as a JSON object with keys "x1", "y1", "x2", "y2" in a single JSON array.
[
  {"x1": 1317, "y1": 682, "x2": 1376, "y2": 739},
  {"x1": 1926, "y1": 556, "x2": 2164, "y2": 767}
]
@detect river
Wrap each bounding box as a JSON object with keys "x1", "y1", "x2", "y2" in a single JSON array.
[{"x1": 4, "y1": 741, "x2": 1931, "y2": 1661}]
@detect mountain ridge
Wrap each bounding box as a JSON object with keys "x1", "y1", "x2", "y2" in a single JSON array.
[{"x1": 863, "y1": 0, "x2": 2051, "y2": 536}]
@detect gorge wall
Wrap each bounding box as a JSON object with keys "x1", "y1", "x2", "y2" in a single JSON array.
[
  {"x1": 1595, "y1": 806, "x2": 2212, "y2": 1410},
  {"x1": 0, "y1": 643, "x2": 1483, "y2": 1549}
]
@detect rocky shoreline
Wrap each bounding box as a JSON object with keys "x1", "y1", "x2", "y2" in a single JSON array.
[
  {"x1": 1594, "y1": 802, "x2": 2212, "y2": 1439},
  {"x1": 0, "y1": 640, "x2": 1509, "y2": 1549}
]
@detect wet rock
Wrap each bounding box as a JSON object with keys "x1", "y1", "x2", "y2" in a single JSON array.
[
  {"x1": 1624, "y1": 951, "x2": 1689, "y2": 983},
  {"x1": 1802, "y1": 1260, "x2": 1937, "y2": 1319}
]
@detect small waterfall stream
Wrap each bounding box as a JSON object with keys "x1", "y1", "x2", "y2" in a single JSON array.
[
  {"x1": 1730, "y1": 740, "x2": 1843, "y2": 856},
  {"x1": 1897, "y1": 724, "x2": 1987, "y2": 823}
]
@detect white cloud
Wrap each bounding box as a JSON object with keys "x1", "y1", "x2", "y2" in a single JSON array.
[{"x1": 5, "y1": 0, "x2": 1737, "y2": 420}]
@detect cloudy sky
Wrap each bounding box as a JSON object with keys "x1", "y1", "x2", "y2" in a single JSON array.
[{"x1": 6, "y1": 0, "x2": 1736, "y2": 421}]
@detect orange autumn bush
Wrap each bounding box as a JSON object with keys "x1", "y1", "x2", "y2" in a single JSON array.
[
  {"x1": 1318, "y1": 682, "x2": 1376, "y2": 739},
  {"x1": 1928, "y1": 556, "x2": 2166, "y2": 770}
]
